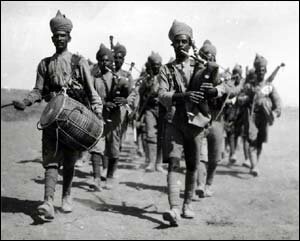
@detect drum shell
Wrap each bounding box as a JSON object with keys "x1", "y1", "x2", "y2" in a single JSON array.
[{"x1": 40, "y1": 94, "x2": 103, "y2": 151}]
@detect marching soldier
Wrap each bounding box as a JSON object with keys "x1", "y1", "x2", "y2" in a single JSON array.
[
  {"x1": 195, "y1": 41, "x2": 243, "y2": 198},
  {"x1": 12, "y1": 10, "x2": 103, "y2": 220},
  {"x1": 91, "y1": 43, "x2": 131, "y2": 189},
  {"x1": 223, "y1": 64, "x2": 247, "y2": 165},
  {"x1": 135, "y1": 51, "x2": 166, "y2": 172},
  {"x1": 237, "y1": 54, "x2": 282, "y2": 176},
  {"x1": 113, "y1": 42, "x2": 134, "y2": 145},
  {"x1": 158, "y1": 20, "x2": 223, "y2": 226}
]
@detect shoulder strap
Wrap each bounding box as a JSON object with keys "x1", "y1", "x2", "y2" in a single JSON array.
[
  {"x1": 42, "y1": 57, "x2": 52, "y2": 99},
  {"x1": 166, "y1": 63, "x2": 182, "y2": 93},
  {"x1": 71, "y1": 54, "x2": 82, "y2": 79}
]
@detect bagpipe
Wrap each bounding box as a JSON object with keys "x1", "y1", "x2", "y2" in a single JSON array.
[{"x1": 180, "y1": 41, "x2": 222, "y2": 127}]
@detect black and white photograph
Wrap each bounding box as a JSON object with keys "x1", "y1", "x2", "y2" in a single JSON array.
[{"x1": 1, "y1": 1, "x2": 299, "y2": 240}]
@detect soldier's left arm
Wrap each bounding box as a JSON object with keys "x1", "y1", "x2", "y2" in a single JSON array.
[
  {"x1": 79, "y1": 58, "x2": 103, "y2": 115},
  {"x1": 270, "y1": 85, "x2": 282, "y2": 117}
]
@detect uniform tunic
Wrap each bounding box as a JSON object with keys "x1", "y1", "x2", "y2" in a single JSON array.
[
  {"x1": 26, "y1": 50, "x2": 103, "y2": 168},
  {"x1": 93, "y1": 65, "x2": 130, "y2": 158},
  {"x1": 158, "y1": 58, "x2": 205, "y2": 167}
]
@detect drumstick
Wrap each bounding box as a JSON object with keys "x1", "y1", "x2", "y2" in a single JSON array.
[{"x1": 1, "y1": 103, "x2": 14, "y2": 108}]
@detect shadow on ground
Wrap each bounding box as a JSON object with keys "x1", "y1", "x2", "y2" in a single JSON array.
[
  {"x1": 120, "y1": 181, "x2": 167, "y2": 193},
  {"x1": 17, "y1": 158, "x2": 43, "y2": 164},
  {"x1": 73, "y1": 197, "x2": 172, "y2": 229},
  {"x1": 1, "y1": 196, "x2": 58, "y2": 225},
  {"x1": 216, "y1": 164, "x2": 253, "y2": 179}
]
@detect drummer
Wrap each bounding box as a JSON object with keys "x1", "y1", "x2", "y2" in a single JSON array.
[{"x1": 13, "y1": 10, "x2": 103, "y2": 221}]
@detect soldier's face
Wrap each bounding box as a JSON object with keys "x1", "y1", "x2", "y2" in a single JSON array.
[
  {"x1": 114, "y1": 52, "x2": 124, "y2": 70},
  {"x1": 231, "y1": 70, "x2": 241, "y2": 84},
  {"x1": 98, "y1": 55, "x2": 112, "y2": 73},
  {"x1": 255, "y1": 66, "x2": 266, "y2": 81},
  {"x1": 172, "y1": 34, "x2": 191, "y2": 57},
  {"x1": 200, "y1": 50, "x2": 214, "y2": 62},
  {"x1": 150, "y1": 61, "x2": 162, "y2": 75},
  {"x1": 52, "y1": 31, "x2": 70, "y2": 51}
]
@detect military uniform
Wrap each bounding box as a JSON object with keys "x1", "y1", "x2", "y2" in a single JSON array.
[
  {"x1": 92, "y1": 49, "x2": 131, "y2": 185},
  {"x1": 238, "y1": 54, "x2": 282, "y2": 176},
  {"x1": 13, "y1": 10, "x2": 103, "y2": 219}
]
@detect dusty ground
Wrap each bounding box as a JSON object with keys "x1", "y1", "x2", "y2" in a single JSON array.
[{"x1": 1, "y1": 89, "x2": 299, "y2": 240}]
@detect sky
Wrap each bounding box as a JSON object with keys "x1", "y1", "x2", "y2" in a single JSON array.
[{"x1": 1, "y1": 1, "x2": 299, "y2": 106}]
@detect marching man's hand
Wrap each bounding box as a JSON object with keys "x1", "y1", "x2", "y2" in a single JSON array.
[
  {"x1": 12, "y1": 99, "x2": 30, "y2": 111},
  {"x1": 200, "y1": 83, "x2": 218, "y2": 98},
  {"x1": 185, "y1": 91, "x2": 205, "y2": 104},
  {"x1": 274, "y1": 109, "x2": 281, "y2": 118},
  {"x1": 105, "y1": 102, "x2": 117, "y2": 110},
  {"x1": 113, "y1": 97, "x2": 128, "y2": 106}
]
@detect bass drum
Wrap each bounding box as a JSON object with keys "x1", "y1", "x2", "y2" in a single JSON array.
[{"x1": 38, "y1": 92, "x2": 103, "y2": 151}]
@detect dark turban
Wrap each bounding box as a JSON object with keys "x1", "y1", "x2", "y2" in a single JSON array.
[
  {"x1": 148, "y1": 51, "x2": 162, "y2": 63},
  {"x1": 50, "y1": 10, "x2": 73, "y2": 33},
  {"x1": 254, "y1": 54, "x2": 267, "y2": 69},
  {"x1": 168, "y1": 20, "x2": 193, "y2": 42},
  {"x1": 113, "y1": 42, "x2": 127, "y2": 57},
  {"x1": 199, "y1": 39, "x2": 217, "y2": 57},
  {"x1": 232, "y1": 64, "x2": 243, "y2": 77},
  {"x1": 96, "y1": 43, "x2": 114, "y2": 62}
]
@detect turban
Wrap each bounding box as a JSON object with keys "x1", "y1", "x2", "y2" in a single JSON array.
[
  {"x1": 254, "y1": 54, "x2": 267, "y2": 68},
  {"x1": 113, "y1": 42, "x2": 127, "y2": 57},
  {"x1": 199, "y1": 39, "x2": 217, "y2": 57},
  {"x1": 168, "y1": 20, "x2": 193, "y2": 42},
  {"x1": 50, "y1": 10, "x2": 73, "y2": 33},
  {"x1": 96, "y1": 44, "x2": 114, "y2": 62},
  {"x1": 232, "y1": 64, "x2": 243, "y2": 76},
  {"x1": 148, "y1": 51, "x2": 162, "y2": 63}
]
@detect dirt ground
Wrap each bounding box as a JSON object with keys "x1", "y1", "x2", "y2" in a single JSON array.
[{"x1": 1, "y1": 91, "x2": 299, "y2": 240}]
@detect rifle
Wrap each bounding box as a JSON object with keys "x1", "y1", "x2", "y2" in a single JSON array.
[
  {"x1": 265, "y1": 63, "x2": 285, "y2": 84},
  {"x1": 109, "y1": 35, "x2": 114, "y2": 52}
]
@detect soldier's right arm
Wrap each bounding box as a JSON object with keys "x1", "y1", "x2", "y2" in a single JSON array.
[{"x1": 158, "y1": 66, "x2": 175, "y2": 109}]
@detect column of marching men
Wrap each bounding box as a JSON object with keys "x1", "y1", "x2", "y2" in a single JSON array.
[{"x1": 12, "y1": 10, "x2": 283, "y2": 226}]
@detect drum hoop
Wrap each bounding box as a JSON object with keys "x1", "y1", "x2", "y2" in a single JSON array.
[{"x1": 39, "y1": 94, "x2": 66, "y2": 129}]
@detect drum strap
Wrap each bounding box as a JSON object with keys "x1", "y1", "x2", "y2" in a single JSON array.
[{"x1": 54, "y1": 125, "x2": 59, "y2": 157}]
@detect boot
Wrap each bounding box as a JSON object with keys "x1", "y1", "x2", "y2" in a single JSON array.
[
  {"x1": 37, "y1": 199, "x2": 55, "y2": 220},
  {"x1": 182, "y1": 203, "x2": 195, "y2": 219},
  {"x1": 183, "y1": 170, "x2": 196, "y2": 218},
  {"x1": 196, "y1": 161, "x2": 207, "y2": 198},
  {"x1": 162, "y1": 208, "x2": 181, "y2": 226},
  {"x1": 242, "y1": 159, "x2": 251, "y2": 168},
  {"x1": 145, "y1": 142, "x2": 157, "y2": 172},
  {"x1": 61, "y1": 195, "x2": 73, "y2": 213},
  {"x1": 249, "y1": 145, "x2": 259, "y2": 177},
  {"x1": 155, "y1": 164, "x2": 167, "y2": 173},
  {"x1": 205, "y1": 184, "x2": 214, "y2": 197},
  {"x1": 38, "y1": 167, "x2": 58, "y2": 220},
  {"x1": 93, "y1": 177, "x2": 102, "y2": 192}
]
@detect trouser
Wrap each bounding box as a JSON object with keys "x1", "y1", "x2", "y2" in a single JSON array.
[
  {"x1": 164, "y1": 121, "x2": 204, "y2": 208},
  {"x1": 198, "y1": 121, "x2": 224, "y2": 187},
  {"x1": 91, "y1": 152, "x2": 103, "y2": 179},
  {"x1": 42, "y1": 129, "x2": 79, "y2": 201},
  {"x1": 247, "y1": 114, "x2": 268, "y2": 169},
  {"x1": 144, "y1": 110, "x2": 162, "y2": 167},
  {"x1": 105, "y1": 123, "x2": 122, "y2": 178}
]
